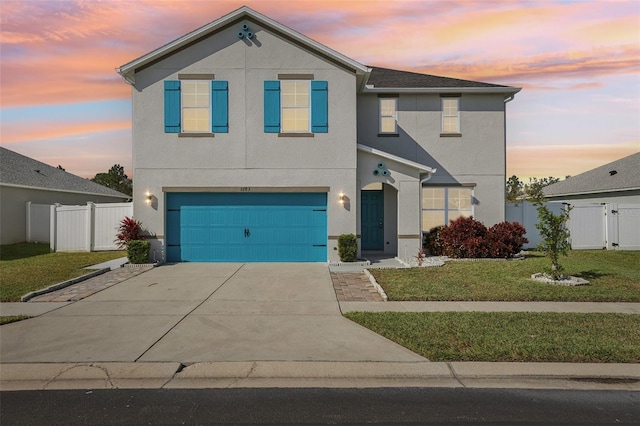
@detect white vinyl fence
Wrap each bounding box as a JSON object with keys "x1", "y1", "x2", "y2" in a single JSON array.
[
  {"x1": 505, "y1": 201, "x2": 564, "y2": 249},
  {"x1": 506, "y1": 201, "x2": 640, "y2": 251},
  {"x1": 26, "y1": 202, "x2": 133, "y2": 252},
  {"x1": 568, "y1": 203, "x2": 640, "y2": 250}
]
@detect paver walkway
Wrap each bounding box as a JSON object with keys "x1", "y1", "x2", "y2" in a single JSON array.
[
  {"x1": 331, "y1": 272, "x2": 383, "y2": 302},
  {"x1": 29, "y1": 266, "x2": 154, "y2": 302}
]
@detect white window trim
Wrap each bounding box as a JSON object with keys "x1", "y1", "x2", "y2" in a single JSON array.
[
  {"x1": 441, "y1": 97, "x2": 460, "y2": 134},
  {"x1": 378, "y1": 97, "x2": 398, "y2": 134},
  {"x1": 181, "y1": 80, "x2": 211, "y2": 133},
  {"x1": 280, "y1": 80, "x2": 311, "y2": 133}
]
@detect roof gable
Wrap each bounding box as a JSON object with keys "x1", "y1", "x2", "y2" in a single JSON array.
[
  {"x1": 0, "y1": 147, "x2": 129, "y2": 198},
  {"x1": 544, "y1": 152, "x2": 640, "y2": 198},
  {"x1": 117, "y1": 6, "x2": 368, "y2": 84}
]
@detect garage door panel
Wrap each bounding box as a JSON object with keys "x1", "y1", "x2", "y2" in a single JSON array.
[{"x1": 166, "y1": 193, "x2": 327, "y2": 262}]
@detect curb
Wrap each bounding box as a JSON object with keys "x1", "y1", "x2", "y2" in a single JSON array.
[
  {"x1": 2, "y1": 361, "x2": 638, "y2": 391},
  {"x1": 20, "y1": 268, "x2": 111, "y2": 302},
  {"x1": 363, "y1": 269, "x2": 388, "y2": 301}
]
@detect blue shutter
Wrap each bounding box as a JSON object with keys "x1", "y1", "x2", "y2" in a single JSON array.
[
  {"x1": 264, "y1": 80, "x2": 280, "y2": 133},
  {"x1": 211, "y1": 80, "x2": 228, "y2": 133},
  {"x1": 311, "y1": 80, "x2": 328, "y2": 133},
  {"x1": 164, "y1": 80, "x2": 181, "y2": 133}
]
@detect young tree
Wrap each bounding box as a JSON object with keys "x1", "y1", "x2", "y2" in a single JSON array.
[
  {"x1": 534, "y1": 201, "x2": 572, "y2": 280},
  {"x1": 92, "y1": 164, "x2": 133, "y2": 196}
]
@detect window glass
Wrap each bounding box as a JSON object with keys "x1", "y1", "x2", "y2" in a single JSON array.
[
  {"x1": 182, "y1": 81, "x2": 210, "y2": 132},
  {"x1": 422, "y1": 186, "x2": 473, "y2": 231},
  {"x1": 441, "y1": 98, "x2": 460, "y2": 133},
  {"x1": 281, "y1": 81, "x2": 310, "y2": 132},
  {"x1": 379, "y1": 98, "x2": 397, "y2": 133}
]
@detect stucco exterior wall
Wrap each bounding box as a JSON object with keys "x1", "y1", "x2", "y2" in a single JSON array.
[
  {"x1": 357, "y1": 92, "x2": 507, "y2": 226},
  {"x1": 130, "y1": 20, "x2": 358, "y2": 261},
  {"x1": 0, "y1": 185, "x2": 127, "y2": 245}
]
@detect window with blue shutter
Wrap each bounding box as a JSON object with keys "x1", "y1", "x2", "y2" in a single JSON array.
[
  {"x1": 264, "y1": 81, "x2": 281, "y2": 133},
  {"x1": 164, "y1": 80, "x2": 181, "y2": 133},
  {"x1": 311, "y1": 80, "x2": 328, "y2": 133},
  {"x1": 211, "y1": 81, "x2": 228, "y2": 133},
  {"x1": 264, "y1": 79, "x2": 328, "y2": 134}
]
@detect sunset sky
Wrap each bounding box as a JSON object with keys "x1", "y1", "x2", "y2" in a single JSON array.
[{"x1": 2, "y1": 0, "x2": 639, "y2": 181}]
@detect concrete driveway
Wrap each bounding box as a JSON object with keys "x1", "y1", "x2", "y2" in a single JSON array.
[{"x1": 0, "y1": 263, "x2": 425, "y2": 364}]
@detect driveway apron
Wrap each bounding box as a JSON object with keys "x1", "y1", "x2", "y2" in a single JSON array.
[{"x1": 0, "y1": 263, "x2": 424, "y2": 363}]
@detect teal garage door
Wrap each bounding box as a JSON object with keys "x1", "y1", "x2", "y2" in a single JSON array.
[{"x1": 166, "y1": 192, "x2": 327, "y2": 262}]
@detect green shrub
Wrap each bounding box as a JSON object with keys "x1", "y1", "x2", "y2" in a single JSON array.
[
  {"x1": 127, "y1": 240, "x2": 150, "y2": 264},
  {"x1": 338, "y1": 233, "x2": 358, "y2": 262}
]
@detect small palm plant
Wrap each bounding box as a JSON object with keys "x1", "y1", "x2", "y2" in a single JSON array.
[{"x1": 115, "y1": 216, "x2": 144, "y2": 249}]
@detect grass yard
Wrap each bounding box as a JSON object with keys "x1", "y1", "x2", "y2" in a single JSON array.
[
  {"x1": 371, "y1": 250, "x2": 640, "y2": 302},
  {"x1": 0, "y1": 243, "x2": 125, "y2": 302},
  {"x1": 345, "y1": 311, "x2": 640, "y2": 362},
  {"x1": 0, "y1": 315, "x2": 31, "y2": 325}
]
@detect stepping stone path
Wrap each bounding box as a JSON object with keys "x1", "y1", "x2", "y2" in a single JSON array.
[{"x1": 331, "y1": 272, "x2": 383, "y2": 302}]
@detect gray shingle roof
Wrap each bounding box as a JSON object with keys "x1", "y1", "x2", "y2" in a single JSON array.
[
  {"x1": 0, "y1": 147, "x2": 129, "y2": 198},
  {"x1": 366, "y1": 66, "x2": 511, "y2": 89},
  {"x1": 543, "y1": 152, "x2": 640, "y2": 197}
]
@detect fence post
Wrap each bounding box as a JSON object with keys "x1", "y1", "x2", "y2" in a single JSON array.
[
  {"x1": 85, "y1": 202, "x2": 94, "y2": 252},
  {"x1": 49, "y1": 204, "x2": 59, "y2": 252},
  {"x1": 26, "y1": 201, "x2": 32, "y2": 242}
]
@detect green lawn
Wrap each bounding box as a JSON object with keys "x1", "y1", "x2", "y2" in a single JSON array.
[
  {"x1": 371, "y1": 251, "x2": 640, "y2": 302},
  {"x1": 345, "y1": 311, "x2": 640, "y2": 362},
  {"x1": 0, "y1": 315, "x2": 31, "y2": 325},
  {"x1": 0, "y1": 243, "x2": 125, "y2": 302}
]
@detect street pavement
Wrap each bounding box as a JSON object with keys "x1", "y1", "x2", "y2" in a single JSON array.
[{"x1": 1, "y1": 261, "x2": 639, "y2": 391}]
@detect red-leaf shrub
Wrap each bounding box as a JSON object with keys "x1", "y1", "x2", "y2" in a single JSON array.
[
  {"x1": 485, "y1": 221, "x2": 528, "y2": 258},
  {"x1": 439, "y1": 216, "x2": 487, "y2": 258},
  {"x1": 115, "y1": 216, "x2": 144, "y2": 249},
  {"x1": 424, "y1": 225, "x2": 445, "y2": 256}
]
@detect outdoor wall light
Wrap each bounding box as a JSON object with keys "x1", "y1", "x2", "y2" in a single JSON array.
[
  {"x1": 145, "y1": 192, "x2": 153, "y2": 204},
  {"x1": 339, "y1": 193, "x2": 346, "y2": 204}
]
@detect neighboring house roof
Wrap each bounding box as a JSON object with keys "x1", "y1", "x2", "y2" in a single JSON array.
[
  {"x1": 0, "y1": 147, "x2": 129, "y2": 199},
  {"x1": 117, "y1": 6, "x2": 369, "y2": 84},
  {"x1": 543, "y1": 152, "x2": 640, "y2": 198}
]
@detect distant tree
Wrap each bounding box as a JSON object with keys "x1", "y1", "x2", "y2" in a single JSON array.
[
  {"x1": 56, "y1": 165, "x2": 66, "y2": 171},
  {"x1": 525, "y1": 177, "x2": 561, "y2": 203},
  {"x1": 506, "y1": 176, "x2": 562, "y2": 203},
  {"x1": 91, "y1": 164, "x2": 132, "y2": 196},
  {"x1": 506, "y1": 175, "x2": 524, "y2": 202}
]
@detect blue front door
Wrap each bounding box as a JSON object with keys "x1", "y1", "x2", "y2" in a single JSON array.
[
  {"x1": 166, "y1": 193, "x2": 327, "y2": 262},
  {"x1": 361, "y1": 190, "x2": 384, "y2": 250}
]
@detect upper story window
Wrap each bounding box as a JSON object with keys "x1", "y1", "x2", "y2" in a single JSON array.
[
  {"x1": 379, "y1": 97, "x2": 398, "y2": 134},
  {"x1": 182, "y1": 81, "x2": 210, "y2": 133},
  {"x1": 264, "y1": 78, "x2": 328, "y2": 135},
  {"x1": 164, "y1": 76, "x2": 228, "y2": 134},
  {"x1": 281, "y1": 81, "x2": 310, "y2": 133},
  {"x1": 441, "y1": 97, "x2": 460, "y2": 134}
]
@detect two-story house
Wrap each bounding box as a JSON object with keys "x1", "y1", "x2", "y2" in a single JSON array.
[{"x1": 117, "y1": 6, "x2": 520, "y2": 263}]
